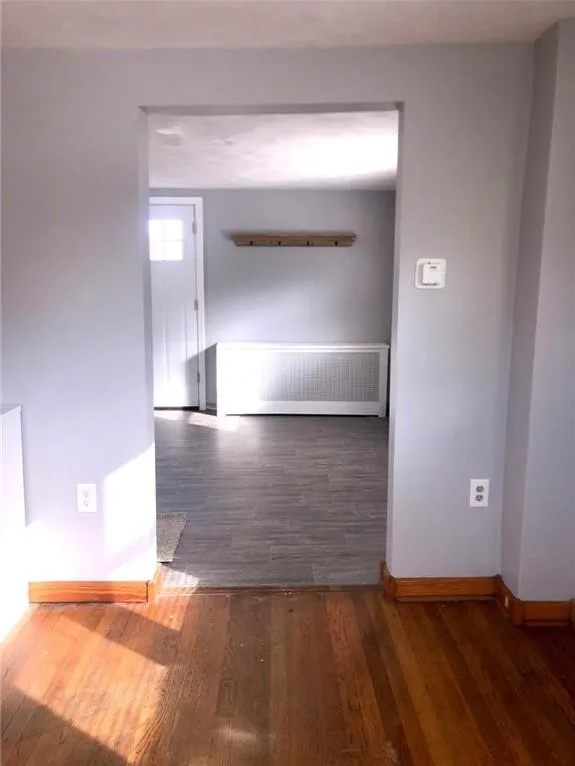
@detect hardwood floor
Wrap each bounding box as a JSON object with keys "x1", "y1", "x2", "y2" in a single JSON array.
[
  {"x1": 3, "y1": 592, "x2": 575, "y2": 765},
  {"x1": 155, "y1": 413, "x2": 388, "y2": 588}
]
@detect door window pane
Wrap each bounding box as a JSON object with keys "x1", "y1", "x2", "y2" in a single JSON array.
[{"x1": 149, "y1": 219, "x2": 184, "y2": 261}]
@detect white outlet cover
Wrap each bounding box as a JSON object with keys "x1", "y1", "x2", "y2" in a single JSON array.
[
  {"x1": 469, "y1": 479, "x2": 490, "y2": 508},
  {"x1": 77, "y1": 483, "x2": 97, "y2": 513}
]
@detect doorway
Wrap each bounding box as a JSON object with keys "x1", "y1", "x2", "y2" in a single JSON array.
[{"x1": 148, "y1": 108, "x2": 399, "y2": 589}]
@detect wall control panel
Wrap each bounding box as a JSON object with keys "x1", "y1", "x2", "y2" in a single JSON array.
[{"x1": 415, "y1": 258, "x2": 447, "y2": 289}]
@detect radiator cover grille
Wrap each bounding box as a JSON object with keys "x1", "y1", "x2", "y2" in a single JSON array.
[
  {"x1": 217, "y1": 343, "x2": 389, "y2": 417},
  {"x1": 259, "y1": 351, "x2": 380, "y2": 402}
]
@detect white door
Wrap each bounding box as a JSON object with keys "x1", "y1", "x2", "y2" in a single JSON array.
[{"x1": 149, "y1": 203, "x2": 200, "y2": 407}]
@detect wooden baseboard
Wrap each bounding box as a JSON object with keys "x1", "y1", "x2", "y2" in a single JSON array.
[
  {"x1": 523, "y1": 602, "x2": 572, "y2": 626},
  {"x1": 494, "y1": 575, "x2": 524, "y2": 625},
  {"x1": 495, "y1": 575, "x2": 572, "y2": 627},
  {"x1": 29, "y1": 580, "x2": 151, "y2": 604},
  {"x1": 380, "y1": 562, "x2": 397, "y2": 599},
  {"x1": 380, "y1": 562, "x2": 496, "y2": 602},
  {"x1": 28, "y1": 567, "x2": 575, "y2": 623},
  {"x1": 382, "y1": 564, "x2": 573, "y2": 626}
]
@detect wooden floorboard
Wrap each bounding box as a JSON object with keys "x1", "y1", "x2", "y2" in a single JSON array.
[{"x1": 2, "y1": 592, "x2": 575, "y2": 765}]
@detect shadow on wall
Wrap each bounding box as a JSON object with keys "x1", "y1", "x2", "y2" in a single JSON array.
[{"x1": 206, "y1": 344, "x2": 217, "y2": 407}]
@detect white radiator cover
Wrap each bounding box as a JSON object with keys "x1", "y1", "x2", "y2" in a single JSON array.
[{"x1": 217, "y1": 343, "x2": 389, "y2": 417}]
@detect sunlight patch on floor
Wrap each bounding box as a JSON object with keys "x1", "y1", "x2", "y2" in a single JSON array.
[
  {"x1": 155, "y1": 410, "x2": 241, "y2": 431},
  {"x1": 219, "y1": 721, "x2": 260, "y2": 748},
  {"x1": 188, "y1": 412, "x2": 240, "y2": 431},
  {"x1": 159, "y1": 567, "x2": 202, "y2": 591},
  {"x1": 154, "y1": 409, "x2": 184, "y2": 421},
  {"x1": 13, "y1": 653, "x2": 167, "y2": 763}
]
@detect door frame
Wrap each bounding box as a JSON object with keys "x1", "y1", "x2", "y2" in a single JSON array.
[{"x1": 149, "y1": 195, "x2": 207, "y2": 410}]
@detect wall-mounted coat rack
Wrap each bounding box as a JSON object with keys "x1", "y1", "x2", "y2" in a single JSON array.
[{"x1": 229, "y1": 232, "x2": 356, "y2": 248}]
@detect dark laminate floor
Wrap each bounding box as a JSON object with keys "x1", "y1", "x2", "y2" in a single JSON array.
[
  {"x1": 3, "y1": 593, "x2": 575, "y2": 765},
  {"x1": 155, "y1": 412, "x2": 388, "y2": 588}
]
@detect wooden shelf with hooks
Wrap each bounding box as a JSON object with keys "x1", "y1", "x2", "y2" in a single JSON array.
[{"x1": 229, "y1": 233, "x2": 356, "y2": 248}]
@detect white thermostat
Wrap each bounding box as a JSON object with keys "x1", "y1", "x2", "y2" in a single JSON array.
[{"x1": 415, "y1": 258, "x2": 447, "y2": 289}]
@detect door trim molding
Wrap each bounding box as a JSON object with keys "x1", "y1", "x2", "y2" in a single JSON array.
[{"x1": 149, "y1": 195, "x2": 207, "y2": 410}]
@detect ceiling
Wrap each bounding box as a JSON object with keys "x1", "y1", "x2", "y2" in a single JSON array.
[
  {"x1": 148, "y1": 111, "x2": 399, "y2": 190},
  {"x1": 4, "y1": 1, "x2": 575, "y2": 50}
]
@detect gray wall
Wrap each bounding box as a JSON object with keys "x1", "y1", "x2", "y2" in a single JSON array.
[
  {"x1": 2, "y1": 42, "x2": 530, "y2": 582},
  {"x1": 501, "y1": 27, "x2": 558, "y2": 597},
  {"x1": 502, "y1": 21, "x2": 575, "y2": 600},
  {"x1": 152, "y1": 189, "x2": 396, "y2": 405}
]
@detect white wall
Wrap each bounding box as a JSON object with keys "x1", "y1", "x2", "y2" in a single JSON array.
[
  {"x1": 2, "y1": 43, "x2": 530, "y2": 582},
  {"x1": 0, "y1": 407, "x2": 29, "y2": 640},
  {"x1": 0, "y1": 1, "x2": 2, "y2": 405},
  {"x1": 152, "y1": 189, "x2": 396, "y2": 406}
]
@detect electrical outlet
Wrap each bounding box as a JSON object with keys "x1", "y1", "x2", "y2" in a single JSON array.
[
  {"x1": 77, "y1": 483, "x2": 97, "y2": 514},
  {"x1": 469, "y1": 479, "x2": 490, "y2": 508}
]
